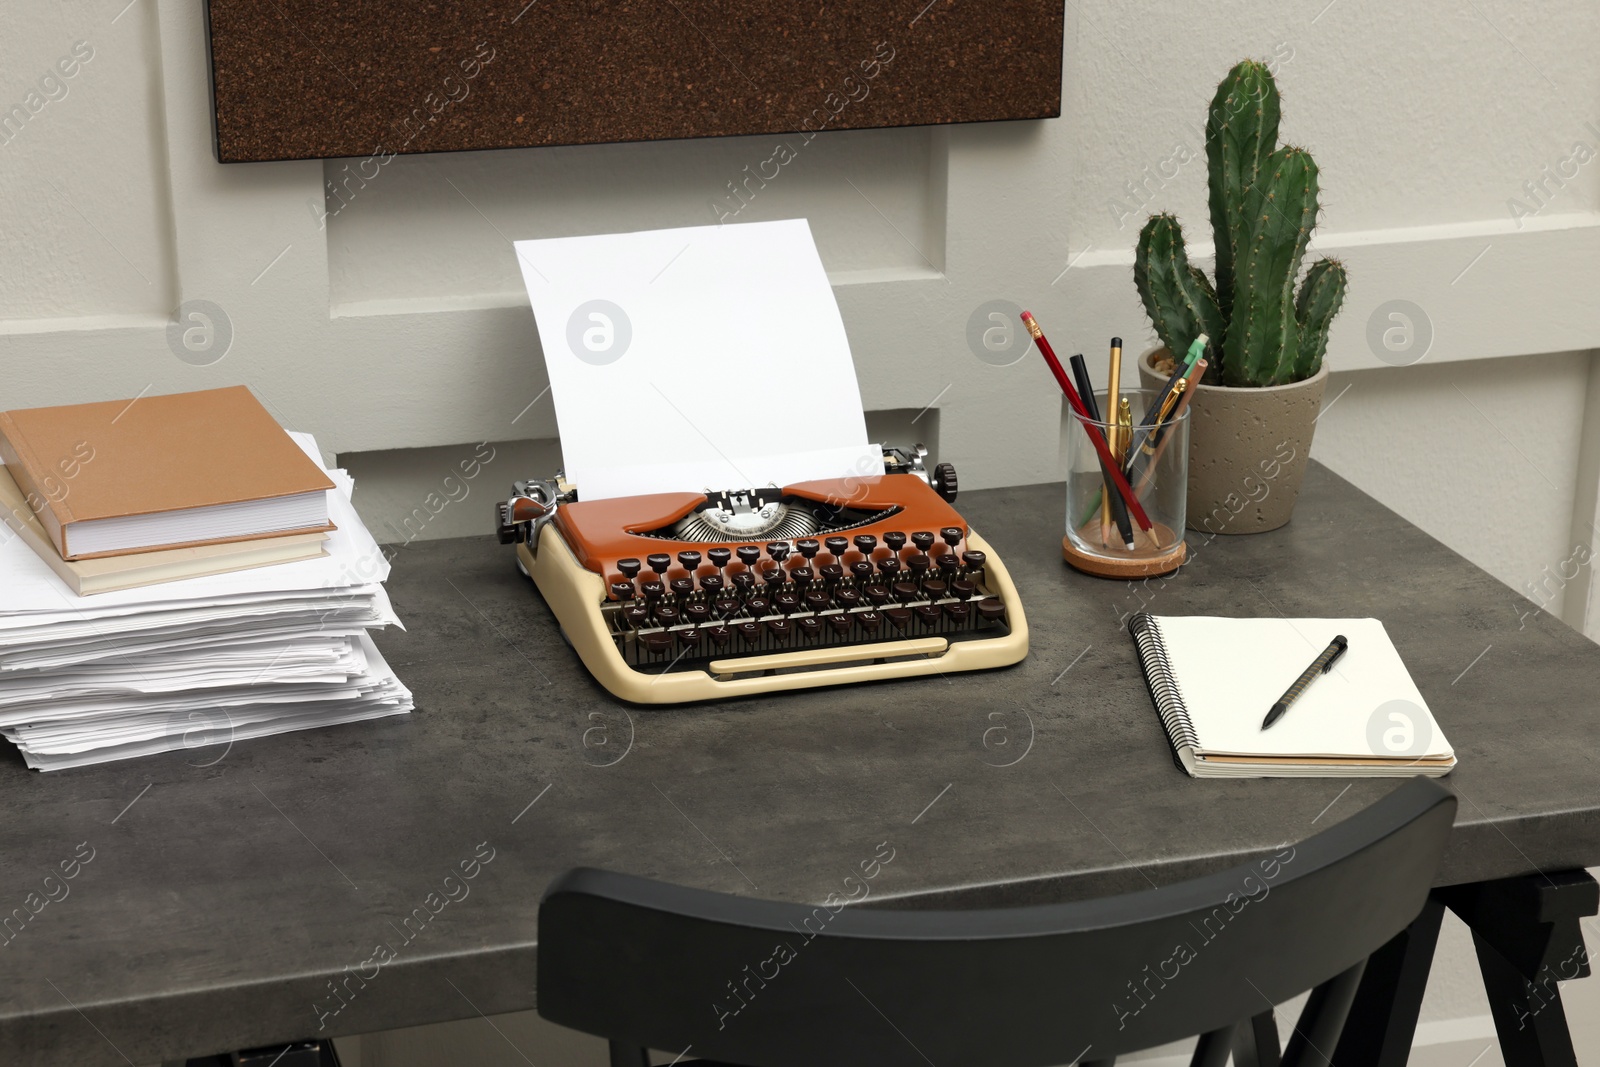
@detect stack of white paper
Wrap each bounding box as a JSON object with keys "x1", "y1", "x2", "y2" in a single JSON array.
[{"x1": 0, "y1": 433, "x2": 412, "y2": 771}]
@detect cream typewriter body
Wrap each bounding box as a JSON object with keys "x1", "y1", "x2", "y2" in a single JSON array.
[{"x1": 496, "y1": 447, "x2": 1028, "y2": 703}]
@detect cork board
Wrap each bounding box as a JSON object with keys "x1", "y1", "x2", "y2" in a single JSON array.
[{"x1": 203, "y1": 1, "x2": 1065, "y2": 163}]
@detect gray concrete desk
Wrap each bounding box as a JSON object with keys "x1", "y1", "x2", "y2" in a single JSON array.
[{"x1": 1, "y1": 463, "x2": 1597, "y2": 1066}]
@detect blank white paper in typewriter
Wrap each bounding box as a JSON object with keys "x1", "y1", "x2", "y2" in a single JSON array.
[{"x1": 512, "y1": 218, "x2": 882, "y2": 500}]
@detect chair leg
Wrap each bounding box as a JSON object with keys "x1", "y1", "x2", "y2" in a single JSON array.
[
  {"x1": 609, "y1": 1040, "x2": 652, "y2": 1067},
  {"x1": 1189, "y1": 1026, "x2": 1236, "y2": 1067},
  {"x1": 1284, "y1": 960, "x2": 1367, "y2": 1067},
  {"x1": 1233, "y1": 1010, "x2": 1281, "y2": 1067},
  {"x1": 1331, "y1": 894, "x2": 1444, "y2": 1067}
]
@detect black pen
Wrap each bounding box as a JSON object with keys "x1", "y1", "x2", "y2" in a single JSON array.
[{"x1": 1261, "y1": 635, "x2": 1349, "y2": 730}]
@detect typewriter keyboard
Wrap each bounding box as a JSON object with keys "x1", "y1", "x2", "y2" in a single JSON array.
[{"x1": 600, "y1": 530, "x2": 1011, "y2": 669}]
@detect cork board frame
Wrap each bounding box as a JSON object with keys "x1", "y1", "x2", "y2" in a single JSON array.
[{"x1": 203, "y1": 1, "x2": 1065, "y2": 163}]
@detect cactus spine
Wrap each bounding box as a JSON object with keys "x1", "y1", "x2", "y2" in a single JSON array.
[{"x1": 1134, "y1": 60, "x2": 1347, "y2": 387}]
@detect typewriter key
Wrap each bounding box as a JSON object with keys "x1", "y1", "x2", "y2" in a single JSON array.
[
  {"x1": 940, "y1": 527, "x2": 963, "y2": 547},
  {"x1": 825, "y1": 613, "x2": 853, "y2": 635},
  {"x1": 977, "y1": 597, "x2": 1007, "y2": 621},
  {"x1": 913, "y1": 605, "x2": 942, "y2": 629},
  {"x1": 737, "y1": 621, "x2": 762, "y2": 646},
  {"x1": 699, "y1": 574, "x2": 724, "y2": 593},
  {"x1": 640, "y1": 580, "x2": 665, "y2": 600},
  {"x1": 911, "y1": 531, "x2": 936, "y2": 552},
  {"x1": 943, "y1": 602, "x2": 971, "y2": 624},
  {"x1": 923, "y1": 579, "x2": 948, "y2": 600},
  {"x1": 834, "y1": 588, "x2": 861, "y2": 608},
  {"x1": 685, "y1": 603, "x2": 711, "y2": 624},
  {"x1": 765, "y1": 618, "x2": 793, "y2": 642},
  {"x1": 704, "y1": 624, "x2": 732, "y2": 648},
  {"x1": 617, "y1": 558, "x2": 642, "y2": 579},
  {"x1": 857, "y1": 611, "x2": 883, "y2": 634},
  {"x1": 884, "y1": 531, "x2": 907, "y2": 553},
  {"x1": 623, "y1": 606, "x2": 649, "y2": 627},
  {"x1": 767, "y1": 542, "x2": 791, "y2": 562},
  {"x1": 863, "y1": 584, "x2": 891, "y2": 606},
  {"x1": 610, "y1": 582, "x2": 634, "y2": 600},
  {"x1": 647, "y1": 553, "x2": 672, "y2": 574},
  {"x1": 962, "y1": 549, "x2": 987, "y2": 570},
  {"x1": 796, "y1": 538, "x2": 820, "y2": 559},
  {"x1": 736, "y1": 545, "x2": 761, "y2": 569},
  {"x1": 824, "y1": 536, "x2": 849, "y2": 559},
  {"x1": 730, "y1": 571, "x2": 755, "y2": 592},
  {"x1": 761, "y1": 567, "x2": 786, "y2": 588},
  {"x1": 677, "y1": 550, "x2": 702, "y2": 575},
  {"x1": 796, "y1": 616, "x2": 822, "y2": 641},
  {"x1": 642, "y1": 631, "x2": 674, "y2": 656},
  {"x1": 804, "y1": 589, "x2": 830, "y2": 612},
  {"x1": 773, "y1": 592, "x2": 800, "y2": 614},
  {"x1": 951, "y1": 579, "x2": 977, "y2": 600},
  {"x1": 885, "y1": 608, "x2": 912, "y2": 633},
  {"x1": 893, "y1": 581, "x2": 920, "y2": 603},
  {"x1": 850, "y1": 560, "x2": 875, "y2": 582},
  {"x1": 745, "y1": 596, "x2": 771, "y2": 616},
  {"x1": 676, "y1": 628, "x2": 702, "y2": 652},
  {"x1": 670, "y1": 578, "x2": 694, "y2": 597},
  {"x1": 819, "y1": 564, "x2": 844, "y2": 583},
  {"x1": 937, "y1": 554, "x2": 960, "y2": 573},
  {"x1": 907, "y1": 554, "x2": 931, "y2": 575},
  {"x1": 653, "y1": 605, "x2": 680, "y2": 625},
  {"x1": 853, "y1": 534, "x2": 878, "y2": 556},
  {"x1": 714, "y1": 596, "x2": 741, "y2": 618},
  {"x1": 707, "y1": 547, "x2": 731, "y2": 569},
  {"x1": 877, "y1": 558, "x2": 901, "y2": 577}
]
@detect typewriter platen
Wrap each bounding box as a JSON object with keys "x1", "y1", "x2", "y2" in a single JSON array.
[{"x1": 496, "y1": 446, "x2": 1028, "y2": 703}]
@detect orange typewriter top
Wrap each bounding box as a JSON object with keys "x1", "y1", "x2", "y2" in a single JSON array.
[{"x1": 552, "y1": 474, "x2": 969, "y2": 597}]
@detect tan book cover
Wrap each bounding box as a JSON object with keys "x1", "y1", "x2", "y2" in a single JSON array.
[
  {"x1": 0, "y1": 467, "x2": 328, "y2": 595},
  {"x1": 0, "y1": 386, "x2": 335, "y2": 560}
]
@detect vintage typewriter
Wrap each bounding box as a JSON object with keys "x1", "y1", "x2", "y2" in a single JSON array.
[{"x1": 496, "y1": 446, "x2": 1028, "y2": 703}]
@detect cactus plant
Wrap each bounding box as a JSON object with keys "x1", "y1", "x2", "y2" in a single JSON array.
[{"x1": 1134, "y1": 60, "x2": 1347, "y2": 387}]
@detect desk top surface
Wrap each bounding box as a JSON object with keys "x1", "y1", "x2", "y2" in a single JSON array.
[{"x1": 3, "y1": 462, "x2": 1598, "y2": 1065}]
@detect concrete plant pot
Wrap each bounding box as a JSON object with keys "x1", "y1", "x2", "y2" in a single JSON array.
[{"x1": 1138, "y1": 348, "x2": 1328, "y2": 535}]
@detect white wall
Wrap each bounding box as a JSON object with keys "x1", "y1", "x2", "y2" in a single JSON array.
[{"x1": 6, "y1": 0, "x2": 1600, "y2": 1063}]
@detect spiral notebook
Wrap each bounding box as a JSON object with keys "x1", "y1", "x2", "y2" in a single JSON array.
[{"x1": 1127, "y1": 614, "x2": 1455, "y2": 778}]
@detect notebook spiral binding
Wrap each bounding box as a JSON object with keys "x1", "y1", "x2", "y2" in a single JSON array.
[{"x1": 1127, "y1": 612, "x2": 1199, "y2": 769}]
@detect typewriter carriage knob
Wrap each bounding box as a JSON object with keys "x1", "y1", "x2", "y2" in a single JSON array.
[{"x1": 931, "y1": 462, "x2": 958, "y2": 502}]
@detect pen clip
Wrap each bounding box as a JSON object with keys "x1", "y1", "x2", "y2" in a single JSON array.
[{"x1": 1322, "y1": 635, "x2": 1349, "y2": 672}]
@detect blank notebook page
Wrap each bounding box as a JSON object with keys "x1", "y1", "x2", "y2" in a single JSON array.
[{"x1": 1155, "y1": 616, "x2": 1449, "y2": 758}]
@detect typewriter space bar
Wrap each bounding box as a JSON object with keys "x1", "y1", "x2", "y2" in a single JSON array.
[{"x1": 709, "y1": 638, "x2": 948, "y2": 678}]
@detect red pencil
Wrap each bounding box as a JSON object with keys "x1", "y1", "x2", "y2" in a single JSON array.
[{"x1": 1020, "y1": 311, "x2": 1155, "y2": 534}]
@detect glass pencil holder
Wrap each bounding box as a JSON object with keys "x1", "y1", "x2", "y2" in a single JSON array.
[{"x1": 1063, "y1": 389, "x2": 1189, "y2": 578}]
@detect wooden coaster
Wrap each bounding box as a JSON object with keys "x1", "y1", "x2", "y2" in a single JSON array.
[{"x1": 1062, "y1": 524, "x2": 1187, "y2": 579}]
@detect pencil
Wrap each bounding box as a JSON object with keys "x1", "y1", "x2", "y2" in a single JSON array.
[
  {"x1": 1069, "y1": 352, "x2": 1135, "y2": 551},
  {"x1": 1020, "y1": 312, "x2": 1155, "y2": 534},
  {"x1": 1102, "y1": 337, "x2": 1123, "y2": 542}
]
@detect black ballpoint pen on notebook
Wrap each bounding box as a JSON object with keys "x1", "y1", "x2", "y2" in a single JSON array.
[{"x1": 1261, "y1": 635, "x2": 1349, "y2": 729}]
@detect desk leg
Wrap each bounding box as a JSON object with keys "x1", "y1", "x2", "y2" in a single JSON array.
[
  {"x1": 1331, "y1": 895, "x2": 1444, "y2": 1067},
  {"x1": 1439, "y1": 870, "x2": 1598, "y2": 1067}
]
